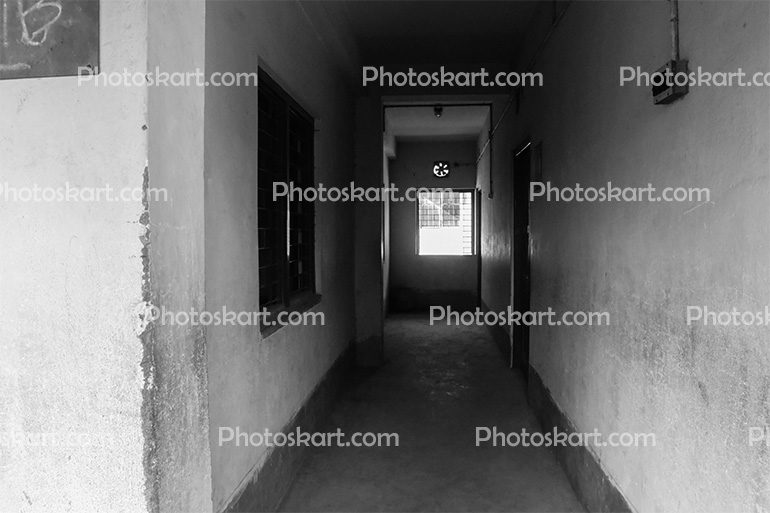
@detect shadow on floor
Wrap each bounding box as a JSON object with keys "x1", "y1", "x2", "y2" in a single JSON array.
[{"x1": 279, "y1": 314, "x2": 585, "y2": 512}]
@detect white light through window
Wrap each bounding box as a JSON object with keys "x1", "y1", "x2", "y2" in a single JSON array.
[{"x1": 417, "y1": 190, "x2": 474, "y2": 255}]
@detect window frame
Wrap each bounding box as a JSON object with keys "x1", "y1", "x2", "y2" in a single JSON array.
[
  {"x1": 414, "y1": 188, "x2": 476, "y2": 257},
  {"x1": 257, "y1": 68, "x2": 320, "y2": 335}
]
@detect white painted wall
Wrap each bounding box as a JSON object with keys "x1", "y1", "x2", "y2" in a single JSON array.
[
  {"x1": 0, "y1": 1, "x2": 149, "y2": 511},
  {"x1": 203, "y1": 1, "x2": 358, "y2": 509},
  {"x1": 477, "y1": 95, "x2": 517, "y2": 315},
  {"x1": 147, "y1": 1, "x2": 213, "y2": 511},
  {"x1": 481, "y1": 1, "x2": 770, "y2": 510}
]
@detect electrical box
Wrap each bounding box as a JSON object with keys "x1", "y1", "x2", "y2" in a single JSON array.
[{"x1": 653, "y1": 59, "x2": 689, "y2": 105}]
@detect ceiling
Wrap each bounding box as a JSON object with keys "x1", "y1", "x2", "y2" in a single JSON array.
[
  {"x1": 336, "y1": 1, "x2": 541, "y2": 65},
  {"x1": 384, "y1": 105, "x2": 490, "y2": 141}
]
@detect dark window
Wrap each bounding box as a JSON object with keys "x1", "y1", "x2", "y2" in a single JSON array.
[{"x1": 258, "y1": 69, "x2": 315, "y2": 311}]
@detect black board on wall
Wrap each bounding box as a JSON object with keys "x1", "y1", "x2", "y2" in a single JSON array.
[{"x1": 0, "y1": 0, "x2": 99, "y2": 80}]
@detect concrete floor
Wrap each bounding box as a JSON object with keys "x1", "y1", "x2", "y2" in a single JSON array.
[{"x1": 280, "y1": 315, "x2": 585, "y2": 512}]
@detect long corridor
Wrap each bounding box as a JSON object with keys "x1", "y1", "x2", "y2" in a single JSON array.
[{"x1": 280, "y1": 316, "x2": 584, "y2": 512}]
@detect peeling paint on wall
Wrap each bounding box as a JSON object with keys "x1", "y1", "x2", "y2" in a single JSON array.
[{"x1": 0, "y1": 0, "x2": 150, "y2": 509}]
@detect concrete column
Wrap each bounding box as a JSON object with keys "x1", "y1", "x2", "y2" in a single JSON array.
[{"x1": 354, "y1": 95, "x2": 385, "y2": 366}]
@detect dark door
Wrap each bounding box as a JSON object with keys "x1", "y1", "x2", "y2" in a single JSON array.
[{"x1": 512, "y1": 144, "x2": 531, "y2": 375}]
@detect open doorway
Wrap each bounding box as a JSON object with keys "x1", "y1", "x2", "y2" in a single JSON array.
[{"x1": 382, "y1": 103, "x2": 490, "y2": 313}]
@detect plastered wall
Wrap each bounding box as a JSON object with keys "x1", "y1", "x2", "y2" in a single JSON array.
[
  {"x1": 202, "y1": 1, "x2": 357, "y2": 509},
  {"x1": 146, "y1": 0, "x2": 213, "y2": 511},
  {"x1": 0, "y1": 1, "x2": 149, "y2": 511},
  {"x1": 383, "y1": 152, "x2": 392, "y2": 315},
  {"x1": 480, "y1": 2, "x2": 770, "y2": 510},
  {"x1": 476, "y1": 95, "x2": 517, "y2": 315}
]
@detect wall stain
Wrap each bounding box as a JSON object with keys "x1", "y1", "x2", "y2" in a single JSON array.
[
  {"x1": 697, "y1": 381, "x2": 709, "y2": 406},
  {"x1": 139, "y1": 165, "x2": 160, "y2": 513}
]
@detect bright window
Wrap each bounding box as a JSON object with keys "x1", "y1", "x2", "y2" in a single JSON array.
[{"x1": 417, "y1": 190, "x2": 474, "y2": 255}]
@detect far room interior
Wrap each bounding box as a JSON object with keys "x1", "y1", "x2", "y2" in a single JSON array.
[{"x1": 383, "y1": 103, "x2": 490, "y2": 313}]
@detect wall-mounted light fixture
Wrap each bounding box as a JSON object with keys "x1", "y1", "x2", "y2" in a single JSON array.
[{"x1": 433, "y1": 105, "x2": 443, "y2": 118}]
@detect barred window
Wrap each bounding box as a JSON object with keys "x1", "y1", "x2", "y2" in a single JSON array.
[
  {"x1": 417, "y1": 190, "x2": 474, "y2": 255},
  {"x1": 258, "y1": 69, "x2": 315, "y2": 310}
]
